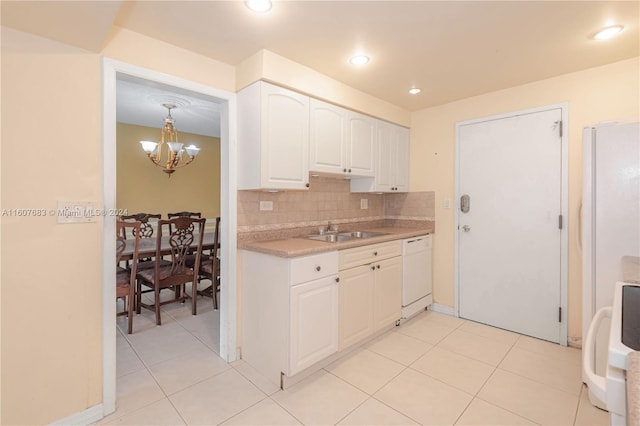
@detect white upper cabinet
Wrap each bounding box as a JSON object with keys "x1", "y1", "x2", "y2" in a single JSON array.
[
  {"x1": 346, "y1": 112, "x2": 376, "y2": 177},
  {"x1": 309, "y1": 99, "x2": 347, "y2": 174},
  {"x1": 309, "y1": 99, "x2": 376, "y2": 177},
  {"x1": 351, "y1": 120, "x2": 409, "y2": 192},
  {"x1": 238, "y1": 81, "x2": 310, "y2": 190}
]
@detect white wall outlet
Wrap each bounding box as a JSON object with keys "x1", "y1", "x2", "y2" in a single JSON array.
[
  {"x1": 443, "y1": 199, "x2": 451, "y2": 209},
  {"x1": 259, "y1": 201, "x2": 274, "y2": 211},
  {"x1": 360, "y1": 199, "x2": 368, "y2": 210}
]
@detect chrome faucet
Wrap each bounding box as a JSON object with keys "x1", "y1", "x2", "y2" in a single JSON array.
[{"x1": 326, "y1": 221, "x2": 338, "y2": 233}]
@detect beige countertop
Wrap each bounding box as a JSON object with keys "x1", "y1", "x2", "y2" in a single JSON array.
[{"x1": 238, "y1": 226, "x2": 432, "y2": 258}]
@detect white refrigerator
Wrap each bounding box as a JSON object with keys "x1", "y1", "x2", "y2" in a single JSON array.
[{"x1": 582, "y1": 121, "x2": 640, "y2": 408}]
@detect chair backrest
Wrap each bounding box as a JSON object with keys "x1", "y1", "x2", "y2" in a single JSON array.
[
  {"x1": 167, "y1": 211, "x2": 201, "y2": 219},
  {"x1": 116, "y1": 220, "x2": 141, "y2": 275},
  {"x1": 167, "y1": 212, "x2": 201, "y2": 234},
  {"x1": 121, "y1": 213, "x2": 161, "y2": 239},
  {"x1": 156, "y1": 217, "x2": 206, "y2": 286}
]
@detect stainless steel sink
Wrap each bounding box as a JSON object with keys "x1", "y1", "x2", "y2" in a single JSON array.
[
  {"x1": 306, "y1": 233, "x2": 354, "y2": 242},
  {"x1": 338, "y1": 231, "x2": 388, "y2": 239},
  {"x1": 305, "y1": 230, "x2": 388, "y2": 243}
]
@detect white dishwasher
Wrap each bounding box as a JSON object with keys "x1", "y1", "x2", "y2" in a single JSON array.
[{"x1": 402, "y1": 235, "x2": 433, "y2": 320}]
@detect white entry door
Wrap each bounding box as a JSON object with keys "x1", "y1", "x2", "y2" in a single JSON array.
[{"x1": 458, "y1": 107, "x2": 563, "y2": 343}]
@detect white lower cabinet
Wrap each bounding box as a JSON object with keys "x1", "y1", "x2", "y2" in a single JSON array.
[
  {"x1": 338, "y1": 241, "x2": 402, "y2": 350},
  {"x1": 241, "y1": 250, "x2": 338, "y2": 385},
  {"x1": 241, "y1": 239, "x2": 403, "y2": 387},
  {"x1": 339, "y1": 264, "x2": 375, "y2": 349},
  {"x1": 290, "y1": 275, "x2": 339, "y2": 375}
]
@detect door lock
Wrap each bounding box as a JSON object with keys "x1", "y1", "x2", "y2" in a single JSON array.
[
  {"x1": 461, "y1": 225, "x2": 471, "y2": 232},
  {"x1": 460, "y1": 194, "x2": 470, "y2": 213}
]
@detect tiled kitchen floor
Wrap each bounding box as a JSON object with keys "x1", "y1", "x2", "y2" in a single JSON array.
[{"x1": 102, "y1": 301, "x2": 609, "y2": 425}]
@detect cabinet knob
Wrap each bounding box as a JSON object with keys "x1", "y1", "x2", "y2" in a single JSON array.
[
  {"x1": 377, "y1": 265, "x2": 381, "y2": 269},
  {"x1": 335, "y1": 277, "x2": 340, "y2": 283},
  {"x1": 316, "y1": 266, "x2": 321, "y2": 272},
  {"x1": 305, "y1": 183, "x2": 310, "y2": 188},
  {"x1": 371, "y1": 266, "x2": 376, "y2": 270},
  {"x1": 343, "y1": 168, "x2": 347, "y2": 172},
  {"x1": 348, "y1": 169, "x2": 352, "y2": 173},
  {"x1": 373, "y1": 251, "x2": 378, "y2": 256}
]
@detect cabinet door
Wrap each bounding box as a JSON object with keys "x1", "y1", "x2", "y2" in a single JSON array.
[
  {"x1": 374, "y1": 256, "x2": 402, "y2": 331},
  {"x1": 347, "y1": 112, "x2": 376, "y2": 177},
  {"x1": 262, "y1": 83, "x2": 310, "y2": 189},
  {"x1": 393, "y1": 126, "x2": 410, "y2": 192},
  {"x1": 375, "y1": 120, "x2": 395, "y2": 192},
  {"x1": 290, "y1": 275, "x2": 339, "y2": 375},
  {"x1": 309, "y1": 99, "x2": 347, "y2": 174},
  {"x1": 339, "y1": 265, "x2": 375, "y2": 350}
]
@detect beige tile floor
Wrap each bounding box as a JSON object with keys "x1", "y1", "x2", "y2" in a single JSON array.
[{"x1": 101, "y1": 304, "x2": 610, "y2": 426}]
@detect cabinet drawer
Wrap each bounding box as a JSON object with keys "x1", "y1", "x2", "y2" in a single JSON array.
[
  {"x1": 339, "y1": 240, "x2": 401, "y2": 270},
  {"x1": 290, "y1": 251, "x2": 339, "y2": 285}
]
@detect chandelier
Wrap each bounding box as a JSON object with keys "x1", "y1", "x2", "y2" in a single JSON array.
[{"x1": 139, "y1": 103, "x2": 200, "y2": 176}]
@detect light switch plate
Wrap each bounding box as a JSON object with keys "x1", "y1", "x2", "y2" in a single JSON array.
[
  {"x1": 57, "y1": 200, "x2": 96, "y2": 223},
  {"x1": 443, "y1": 199, "x2": 451, "y2": 209},
  {"x1": 360, "y1": 199, "x2": 368, "y2": 209},
  {"x1": 259, "y1": 201, "x2": 273, "y2": 211}
]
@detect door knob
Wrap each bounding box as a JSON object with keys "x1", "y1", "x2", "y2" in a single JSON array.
[{"x1": 462, "y1": 225, "x2": 471, "y2": 232}]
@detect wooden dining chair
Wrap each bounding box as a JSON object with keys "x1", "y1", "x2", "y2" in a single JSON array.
[
  {"x1": 121, "y1": 213, "x2": 162, "y2": 270},
  {"x1": 116, "y1": 220, "x2": 141, "y2": 334},
  {"x1": 199, "y1": 217, "x2": 221, "y2": 309},
  {"x1": 136, "y1": 216, "x2": 206, "y2": 325}
]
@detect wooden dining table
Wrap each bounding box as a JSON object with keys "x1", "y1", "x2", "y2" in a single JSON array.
[{"x1": 120, "y1": 232, "x2": 219, "y2": 259}]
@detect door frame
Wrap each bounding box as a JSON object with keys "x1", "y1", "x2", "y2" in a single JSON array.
[
  {"x1": 101, "y1": 58, "x2": 238, "y2": 415},
  {"x1": 453, "y1": 103, "x2": 569, "y2": 345}
]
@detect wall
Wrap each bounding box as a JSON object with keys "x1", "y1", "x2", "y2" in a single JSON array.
[
  {"x1": 236, "y1": 50, "x2": 411, "y2": 127},
  {"x1": 0, "y1": 26, "x2": 236, "y2": 425},
  {"x1": 117, "y1": 123, "x2": 221, "y2": 219},
  {"x1": 103, "y1": 27, "x2": 236, "y2": 93},
  {"x1": 1, "y1": 28, "x2": 103, "y2": 425},
  {"x1": 410, "y1": 57, "x2": 640, "y2": 342}
]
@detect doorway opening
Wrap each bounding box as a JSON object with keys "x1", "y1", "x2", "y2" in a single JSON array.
[{"x1": 102, "y1": 58, "x2": 238, "y2": 415}]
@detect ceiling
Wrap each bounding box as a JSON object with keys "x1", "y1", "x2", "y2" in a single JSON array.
[
  {"x1": 116, "y1": 76, "x2": 222, "y2": 138},
  {"x1": 2, "y1": 1, "x2": 638, "y2": 120}
]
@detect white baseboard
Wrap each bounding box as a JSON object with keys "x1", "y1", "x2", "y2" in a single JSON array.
[
  {"x1": 429, "y1": 303, "x2": 456, "y2": 316},
  {"x1": 568, "y1": 336, "x2": 582, "y2": 349},
  {"x1": 49, "y1": 404, "x2": 104, "y2": 426}
]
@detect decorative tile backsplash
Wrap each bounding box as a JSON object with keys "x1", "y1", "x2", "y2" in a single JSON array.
[
  {"x1": 384, "y1": 191, "x2": 435, "y2": 220},
  {"x1": 237, "y1": 175, "x2": 434, "y2": 235}
]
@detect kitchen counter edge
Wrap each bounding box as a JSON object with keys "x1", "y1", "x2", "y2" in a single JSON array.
[{"x1": 238, "y1": 227, "x2": 433, "y2": 258}]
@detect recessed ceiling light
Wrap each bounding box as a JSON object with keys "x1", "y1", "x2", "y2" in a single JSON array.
[
  {"x1": 245, "y1": 0, "x2": 272, "y2": 13},
  {"x1": 409, "y1": 88, "x2": 422, "y2": 95},
  {"x1": 593, "y1": 25, "x2": 624, "y2": 40},
  {"x1": 349, "y1": 55, "x2": 370, "y2": 66}
]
